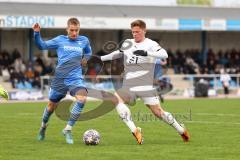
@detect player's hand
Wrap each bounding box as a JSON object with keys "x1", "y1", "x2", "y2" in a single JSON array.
[
  {"x1": 81, "y1": 58, "x2": 88, "y2": 67},
  {"x1": 32, "y1": 23, "x2": 41, "y2": 32},
  {"x1": 133, "y1": 50, "x2": 147, "y2": 56},
  {"x1": 160, "y1": 59, "x2": 167, "y2": 65}
]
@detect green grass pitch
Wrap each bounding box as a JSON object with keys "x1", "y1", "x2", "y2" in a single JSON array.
[{"x1": 0, "y1": 98, "x2": 240, "y2": 160}]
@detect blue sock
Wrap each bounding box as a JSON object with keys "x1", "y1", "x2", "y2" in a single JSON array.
[
  {"x1": 67, "y1": 102, "x2": 84, "y2": 127},
  {"x1": 42, "y1": 107, "x2": 53, "y2": 126}
]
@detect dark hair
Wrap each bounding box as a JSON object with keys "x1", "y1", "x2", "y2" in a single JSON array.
[
  {"x1": 131, "y1": 19, "x2": 146, "y2": 29},
  {"x1": 67, "y1": 17, "x2": 80, "y2": 26}
]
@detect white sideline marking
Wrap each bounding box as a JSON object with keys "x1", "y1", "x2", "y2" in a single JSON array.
[
  {"x1": 18, "y1": 113, "x2": 38, "y2": 116},
  {"x1": 185, "y1": 120, "x2": 240, "y2": 125},
  {"x1": 193, "y1": 113, "x2": 240, "y2": 117}
]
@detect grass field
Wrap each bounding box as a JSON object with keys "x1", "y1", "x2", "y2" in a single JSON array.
[{"x1": 0, "y1": 98, "x2": 240, "y2": 160}]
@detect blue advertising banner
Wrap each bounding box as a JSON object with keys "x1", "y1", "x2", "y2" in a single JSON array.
[
  {"x1": 226, "y1": 20, "x2": 240, "y2": 30},
  {"x1": 179, "y1": 19, "x2": 202, "y2": 30}
]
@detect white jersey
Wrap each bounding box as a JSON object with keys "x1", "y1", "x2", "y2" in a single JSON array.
[
  {"x1": 121, "y1": 38, "x2": 162, "y2": 80},
  {"x1": 101, "y1": 38, "x2": 168, "y2": 91},
  {"x1": 101, "y1": 38, "x2": 167, "y2": 104}
]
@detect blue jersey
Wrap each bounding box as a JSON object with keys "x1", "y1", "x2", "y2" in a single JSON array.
[{"x1": 34, "y1": 32, "x2": 92, "y2": 100}]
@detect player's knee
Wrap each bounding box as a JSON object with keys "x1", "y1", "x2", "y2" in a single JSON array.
[
  {"x1": 118, "y1": 94, "x2": 133, "y2": 104},
  {"x1": 47, "y1": 101, "x2": 57, "y2": 112},
  {"x1": 75, "y1": 95, "x2": 87, "y2": 103},
  {"x1": 125, "y1": 96, "x2": 136, "y2": 106},
  {"x1": 75, "y1": 89, "x2": 87, "y2": 103},
  {"x1": 112, "y1": 96, "x2": 121, "y2": 105},
  {"x1": 152, "y1": 110, "x2": 162, "y2": 118}
]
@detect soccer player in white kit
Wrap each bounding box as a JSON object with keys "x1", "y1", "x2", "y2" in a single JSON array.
[{"x1": 100, "y1": 20, "x2": 190, "y2": 144}]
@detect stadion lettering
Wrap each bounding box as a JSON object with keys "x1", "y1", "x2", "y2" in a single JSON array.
[
  {"x1": 0, "y1": 16, "x2": 55, "y2": 28},
  {"x1": 0, "y1": 15, "x2": 237, "y2": 31}
]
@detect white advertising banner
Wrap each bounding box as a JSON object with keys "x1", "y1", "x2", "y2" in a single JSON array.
[
  {"x1": 0, "y1": 15, "x2": 169, "y2": 30},
  {"x1": 155, "y1": 19, "x2": 179, "y2": 30},
  {"x1": 8, "y1": 90, "x2": 44, "y2": 100},
  {"x1": 202, "y1": 19, "x2": 226, "y2": 30},
  {"x1": 0, "y1": 15, "x2": 239, "y2": 31},
  {"x1": 0, "y1": 15, "x2": 56, "y2": 28}
]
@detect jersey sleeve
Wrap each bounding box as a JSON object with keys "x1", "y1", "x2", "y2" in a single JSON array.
[
  {"x1": 83, "y1": 38, "x2": 92, "y2": 60},
  {"x1": 100, "y1": 50, "x2": 123, "y2": 61},
  {"x1": 147, "y1": 41, "x2": 168, "y2": 59},
  {"x1": 34, "y1": 32, "x2": 59, "y2": 50},
  {"x1": 100, "y1": 39, "x2": 129, "y2": 61}
]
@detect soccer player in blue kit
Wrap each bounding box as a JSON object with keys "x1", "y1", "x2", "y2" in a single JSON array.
[{"x1": 33, "y1": 17, "x2": 92, "y2": 144}]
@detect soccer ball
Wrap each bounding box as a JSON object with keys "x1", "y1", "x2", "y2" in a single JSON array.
[{"x1": 83, "y1": 129, "x2": 100, "y2": 145}]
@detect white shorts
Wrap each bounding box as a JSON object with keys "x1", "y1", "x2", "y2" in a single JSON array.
[
  {"x1": 117, "y1": 77, "x2": 161, "y2": 105},
  {"x1": 141, "y1": 96, "x2": 160, "y2": 105},
  {"x1": 117, "y1": 85, "x2": 160, "y2": 106}
]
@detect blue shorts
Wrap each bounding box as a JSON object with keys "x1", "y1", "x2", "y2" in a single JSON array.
[{"x1": 49, "y1": 78, "x2": 87, "y2": 103}]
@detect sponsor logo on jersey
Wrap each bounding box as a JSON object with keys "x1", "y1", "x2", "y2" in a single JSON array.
[{"x1": 63, "y1": 46, "x2": 82, "y2": 52}]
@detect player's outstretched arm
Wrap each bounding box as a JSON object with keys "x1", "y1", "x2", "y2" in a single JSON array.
[
  {"x1": 32, "y1": 23, "x2": 46, "y2": 50},
  {"x1": 100, "y1": 50, "x2": 123, "y2": 61},
  {"x1": 133, "y1": 48, "x2": 168, "y2": 59},
  {"x1": 32, "y1": 23, "x2": 58, "y2": 50}
]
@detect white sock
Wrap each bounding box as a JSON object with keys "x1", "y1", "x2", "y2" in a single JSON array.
[
  {"x1": 41, "y1": 122, "x2": 47, "y2": 128},
  {"x1": 64, "y1": 124, "x2": 72, "y2": 131},
  {"x1": 161, "y1": 112, "x2": 184, "y2": 134},
  {"x1": 116, "y1": 103, "x2": 137, "y2": 133}
]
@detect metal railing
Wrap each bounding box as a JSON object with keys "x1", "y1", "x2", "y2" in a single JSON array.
[{"x1": 40, "y1": 74, "x2": 240, "y2": 96}]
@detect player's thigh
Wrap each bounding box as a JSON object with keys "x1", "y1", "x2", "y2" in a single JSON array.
[
  {"x1": 49, "y1": 88, "x2": 67, "y2": 103},
  {"x1": 144, "y1": 100, "x2": 165, "y2": 117},
  {"x1": 67, "y1": 78, "x2": 87, "y2": 100}
]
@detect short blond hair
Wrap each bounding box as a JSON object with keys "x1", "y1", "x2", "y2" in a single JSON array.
[
  {"x1": 67, "y1": 17, "x2": 80, "y2": 26},
  {"x1": 131, "y1": 19, "x2": 146, "y2": 29}
]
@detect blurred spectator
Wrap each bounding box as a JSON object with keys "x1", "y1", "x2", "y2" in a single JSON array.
[
  {"x1": 87, "y1": 63, "x2": 97, "y2": 83},
  {"x1": 184, "y1": 56, "x2": 199, "y2": 74},
  {"x1": 11, "y1": 48, "x2": 21, "y2": 62},
  {"x1": 44, "y1": 60, "x2": 54, "y2": 75},
  {"x1": 1, "y1": 50, "x2": 11, "y2": 68},
  {"x1": 25, "y1": 67, "x2": 35, "y2": 82},
  {"x1": 35, "y1": 53, "x2": 46, "y2": 73},
  {"x1": 34, "y1": 63, "x2": 43, "y2": 75},
  {"x1": 14, "y1": 57, "x2": 26, "y2": 73},
  {"x1": 32, "y1": 70, "x2": 41, "y2": 89},
  {"x1": 9, "y1": 67, "x2": 18, "y2": 88},
  {"x1": 220, "y1": 69, "x2": 231, "y2": 97},
  {"x1": 9, "y1": 67, "x2": 25, "y2": 88}
]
